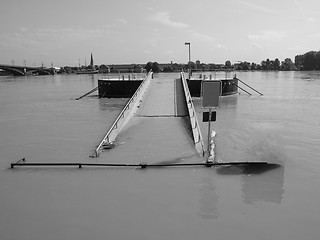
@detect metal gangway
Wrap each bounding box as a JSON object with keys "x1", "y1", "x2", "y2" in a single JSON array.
[
  {"x1": 94, "y1": 71, "x2": 153, "y2": 157},
  {"x1": 95, "y1": 72, "x2": 205, "y2": 158}
]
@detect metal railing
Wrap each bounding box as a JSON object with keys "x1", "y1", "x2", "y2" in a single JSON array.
[
  {"x1": 101, "y1": 73, "x2": 146, "y2": 81},
  {"x1": 94, "y1": 71, "x2": 153, "y2": 157},
  {"x1": 180, "y1": 72, "x2": 205, "y2": 156}
]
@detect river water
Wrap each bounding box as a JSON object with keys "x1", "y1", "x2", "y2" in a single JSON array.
[{"x1": 0, "y1": 71, "x2": 319, "y2": 240}]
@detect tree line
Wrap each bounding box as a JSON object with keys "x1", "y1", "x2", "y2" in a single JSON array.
[
  {"x1": 234, "y1": 50, "x2": 320, "y2": 71},
  {"x1": 295, "y1": 51, "x2": 320, "y2": 70},
  {"x1": 144, "y1": 58, "x2": 296, "y2": 72},
  {"x1": 42, "y1": 50, "x2": 320, "y2": 74},
  {"x1": 145, "y1": 50, "x2": 320, "y2": 72}
]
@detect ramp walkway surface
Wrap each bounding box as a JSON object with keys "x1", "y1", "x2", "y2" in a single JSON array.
[{"x1": 100, "y1": 74, "x2": 200, "y2": 164}]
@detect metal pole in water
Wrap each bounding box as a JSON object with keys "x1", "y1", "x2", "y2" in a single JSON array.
[{"x1": 237, "y1": 78, "x2": 263, "y2": 95}]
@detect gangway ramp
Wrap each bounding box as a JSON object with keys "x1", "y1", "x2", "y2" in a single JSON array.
[
  {"x1": 97, "y1": 73, "x2": 205, "y2": 163},
  {"x1": 95, "y1": 71, "x2": 152, "y2": 157}
]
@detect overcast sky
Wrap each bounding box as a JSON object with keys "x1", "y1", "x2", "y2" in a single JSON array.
[{"x1": 1, "y1": 0, "x2": 320, "y2": 67}]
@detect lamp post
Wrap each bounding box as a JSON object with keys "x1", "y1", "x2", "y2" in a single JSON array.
[{"x1": 185, "y1": 42, "x2": 191, "y2": 79}]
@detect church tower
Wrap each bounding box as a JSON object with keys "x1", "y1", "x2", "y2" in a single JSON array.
[{"x1": 90, "y1": 53, "x2": 94, "y2": 67}]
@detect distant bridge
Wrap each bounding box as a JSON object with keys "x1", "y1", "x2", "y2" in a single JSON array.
[{"x1": 0, "y1": 64, "x2": 56, "y2": 76}]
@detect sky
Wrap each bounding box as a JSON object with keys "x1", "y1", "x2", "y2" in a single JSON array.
[{"x1": 1, "y1": 0, "x2": 320, "y2": 67}]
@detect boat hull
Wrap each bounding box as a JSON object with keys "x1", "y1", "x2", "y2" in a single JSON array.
[
  {"x1": 76, "y1": 70, "x2": 99, "y2": 74},
  {"x1": 98, "y1": 80, "x2": 143, "y2": 98}
]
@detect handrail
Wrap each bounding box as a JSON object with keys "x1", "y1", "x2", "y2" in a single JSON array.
[
  {"x1": 95, "y1": 71, "x2": 153, "y2": 157},
  {"x1": 102, "y1": 73, "x2": 146, "y2": 81},
  {"x1": 180, "y1": 72, "x2": 205, "y2": 156}
]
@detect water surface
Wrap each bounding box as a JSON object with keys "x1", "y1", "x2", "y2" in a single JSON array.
[{"x1": 1, "y1": 72, "x2": 319, "y2": 240}]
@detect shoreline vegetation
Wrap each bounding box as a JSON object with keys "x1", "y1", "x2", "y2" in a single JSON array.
[{"x1": 1, "y1": 50, "x2": 320, "y2": 76}]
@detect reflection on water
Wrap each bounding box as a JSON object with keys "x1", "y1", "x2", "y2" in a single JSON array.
[
  {"x1": 98, "y1": 98, "x2": 127, "y2": 111},
  {"x1": 298, "y1": 71, "x2": 320, "y2": 82},
  {"x1": 241, "y1": 166, "x2": 284, "y2": 204},
  {"x1": 52, "y1": 74, "x2": 62, "y2": 86},
  {"x1": 216, "y1": 163, "x2": 281, "y2": 175},
  {"x1": 193, "y1": 95, "x2": 238, "y2": 111},
  {"x1": 216, "y1": 163, "x2": 284, "y2": 204},
  {"x1": 219, "y1": 95, "x2": 238, "y2": 108},
  {"x1": 90, "y1": 74, "x2": 95, "y2": 87},
  {"x1": 198, "y1": 176, "x2": 219, "y2": 219}
]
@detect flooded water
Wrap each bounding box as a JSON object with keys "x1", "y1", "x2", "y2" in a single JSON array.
[{"x1": 1, "y1": 71, "x2": 320, "y2": 240}]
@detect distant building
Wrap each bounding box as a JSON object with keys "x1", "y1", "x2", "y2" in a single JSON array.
[
  {"x1": 109, "y1": 64, "x2": 144, "y2": 73},
  {"x1": 99, "y1": 64, "x2": 110, "y2": 73}
]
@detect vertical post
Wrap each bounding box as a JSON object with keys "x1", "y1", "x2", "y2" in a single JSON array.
[
  {"x1": 185, "y1": 42, "x2": 191, "y2": 79},
  {"x1": 202, "y1": 81, "x2": 220, "y2": 163},
  {"x1": 207, "y1": 108, "x2": 212, "y2": 162},
  {"x1": 188, "y1": 43, "x2": 191, "y2": 79}
]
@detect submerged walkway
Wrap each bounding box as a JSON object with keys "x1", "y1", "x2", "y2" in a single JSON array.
[{"x1": 100, "y1": 74, "x2": 200, "y2": 164}]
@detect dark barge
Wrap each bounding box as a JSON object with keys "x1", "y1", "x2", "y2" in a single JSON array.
[
  {"x1": 98, "y1": 73, "x2": 146, "y2": 98},
  {"x1": 98, "y1": 74, "x2": 238, "y2": 98},
  {"x1": 187, "y1": 78, "x2": 238, "y2": 97},
  {"x1": 98, "y1": 80, "x2": 143, "y2": 98}
]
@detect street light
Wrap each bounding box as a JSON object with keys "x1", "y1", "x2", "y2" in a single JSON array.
[{"x1": 185, "y1": 42, "x2": 191, "y2": 79}]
